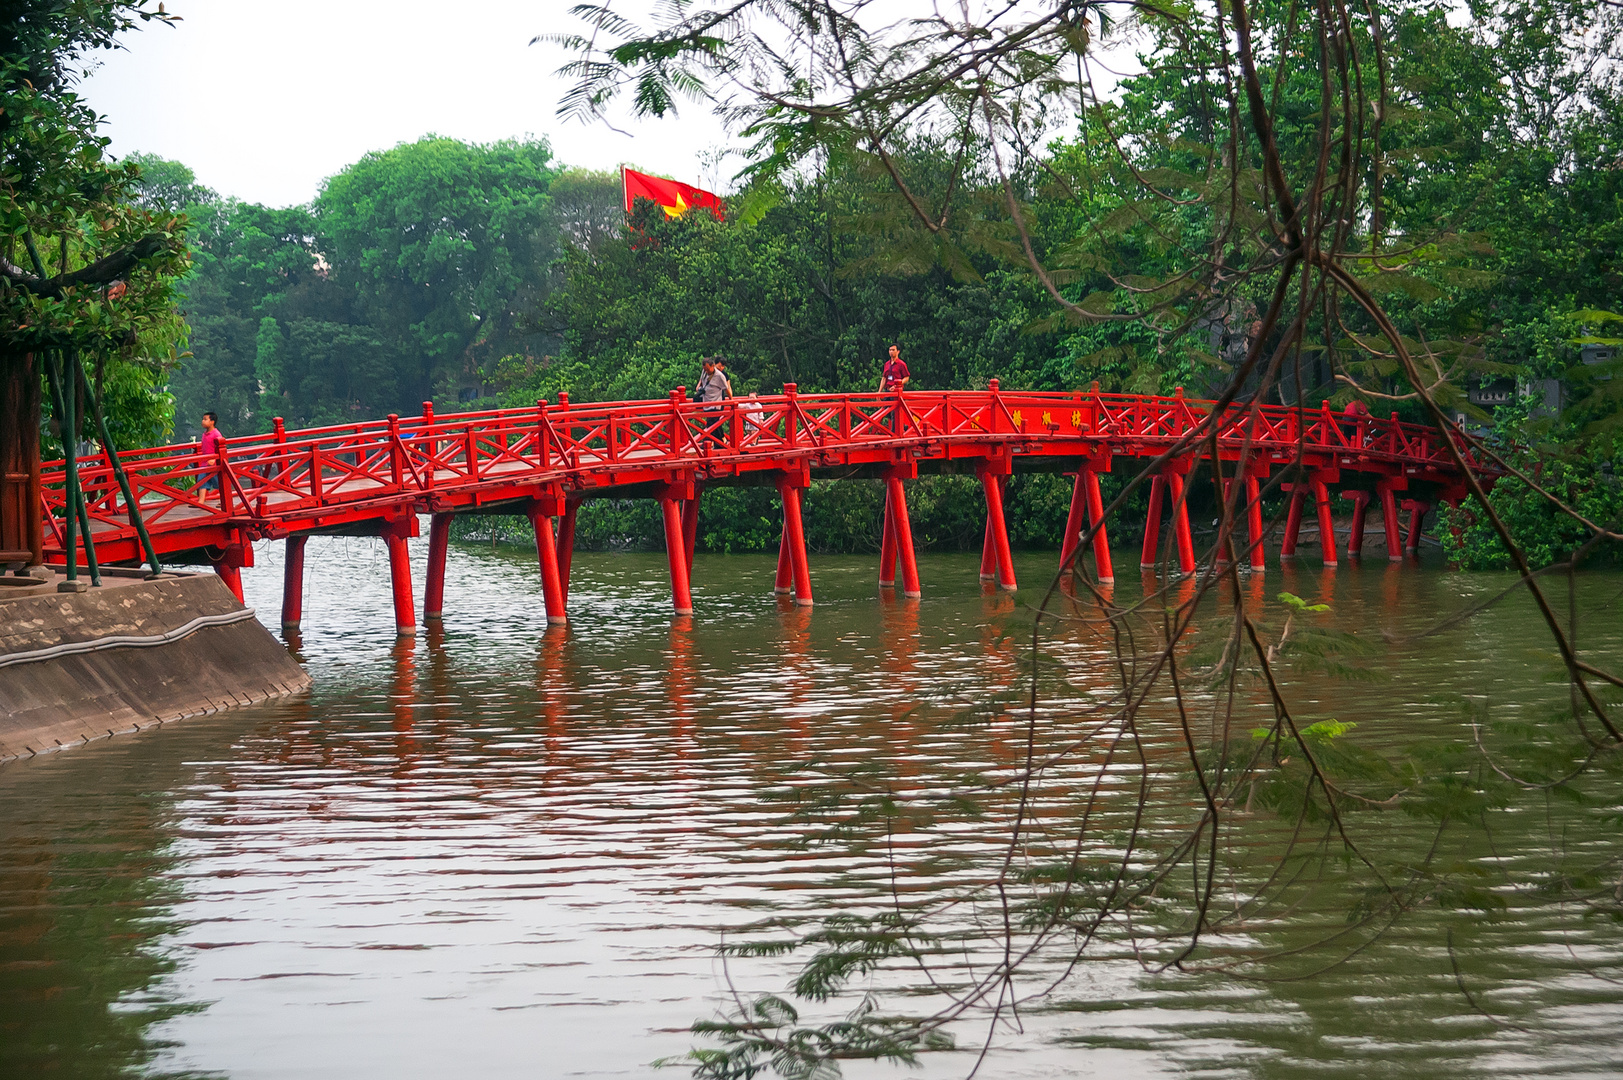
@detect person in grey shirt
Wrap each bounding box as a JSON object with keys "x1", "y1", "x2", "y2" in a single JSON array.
[{"x1": 697, "y1": 356, "x2": 732, "y2": 402}]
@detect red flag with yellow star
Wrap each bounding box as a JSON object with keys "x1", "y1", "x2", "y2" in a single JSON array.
[{"x1": 622, "y1": 168, "x2": 725, "y2": 220}]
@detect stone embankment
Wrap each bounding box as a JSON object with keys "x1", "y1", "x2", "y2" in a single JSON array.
[{"x1": 0, "y1": 569, "x2": 309, "y2": 762}]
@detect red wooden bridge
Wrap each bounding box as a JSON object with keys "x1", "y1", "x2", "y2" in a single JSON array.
[{"x1": 40, "y1": 383, "x2": 1494, "y2": 635}]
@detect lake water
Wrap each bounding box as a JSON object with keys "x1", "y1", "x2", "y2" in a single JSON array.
[{"x1": 3, "y1": 535, "x2": 1621, "y2": 1079}]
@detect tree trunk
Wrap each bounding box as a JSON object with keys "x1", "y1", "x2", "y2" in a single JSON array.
[{"x1": 0, "y1": 351, "x2": 43, "y2": 568}]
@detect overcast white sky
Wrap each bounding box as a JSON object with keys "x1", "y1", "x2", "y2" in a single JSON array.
[{"x1": 80, "y1": 0, "x2": 738, "y2": 208}]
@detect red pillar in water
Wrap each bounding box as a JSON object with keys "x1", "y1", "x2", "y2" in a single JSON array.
[
  {"x1": 1313, "y1": 476, "x2": 1340, "y2": 567},
  {"x1": 1378, "y1": 481, "x2": 1403, "y2": 562},
  {"x1": 526, "y1": 500, "x2": 568, "y2": 625},
  {"x1": 778, "y1": 477, "x2": 813, "y2": 606},
  {"x1": 978, "y1": 467, "x2": 1016, "y2": 591},
  {"x1": 1058, "y1": 472, "x2": 1087, "y2": 578},
  {"x1": 1403, "y1": 499, "x2": 1431, "y2": 555},
  {"x1": 1245, "y1": 475, "x2": 1266, "y2": 571},
  {"x1": 1280, "y1": 484, "x2": 1306, "y2": 557},
  {"x1": 282, "y1": 534, "x2": 307, "y2": 629},
  {"x1": 681, "y1": 491, "x2": 700, "y2": 578},
  {"x1": 1140, "y1": 474, "x2": 1165, "y2": 569},
  {"x1": 886, "y1": 472, "x2": 922, "y2": 598},
  {"x1": 383, "y1": 518, "x2": 416, "y2": 636},
  {"x1": 661, "y1": 490, "x2": 694, "y2": 615},
  {"x1": 879, "y1": 489, "x2": 899, "y2": 588},
  {"x1": 423, "y1": 513, "x2": 451, "y2": 620},
  {"x1": 979, "y1": 515, "x2": 998, "y2": 582},
  {"x1": 557, "y1": 500, "x2": 578, "y2": 604},
  {"x1": 1167, "y1": 470, "x2": 1197, "y2": 575},
  {"x1": 1342, "y1": 490, "x2": 1370, "y2": 557},
  {"x1": 1084, "y1": 467, "x2": 1114, "y2": 583}
]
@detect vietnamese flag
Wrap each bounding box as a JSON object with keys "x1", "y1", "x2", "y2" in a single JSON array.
[{"x1": 623, "y1": 167, "x2": 725, "y2": 220}]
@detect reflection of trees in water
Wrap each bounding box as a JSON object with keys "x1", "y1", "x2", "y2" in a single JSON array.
[{"x1": 0, "y1": 751, "x2": 223, "y2": 1079}]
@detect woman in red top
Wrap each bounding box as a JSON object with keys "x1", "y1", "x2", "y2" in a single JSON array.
[{"x1": 880, "y1": 344, "x2": 910, "y2": 392}]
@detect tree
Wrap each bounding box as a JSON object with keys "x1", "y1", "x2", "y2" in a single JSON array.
[{"x1": 314, "y1": 135, "x2": 560, "y2": 406}]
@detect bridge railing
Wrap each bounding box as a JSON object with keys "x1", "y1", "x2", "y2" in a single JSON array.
[{"x1": 40, "y1": 389, "x2": 1494, "y2": 559}]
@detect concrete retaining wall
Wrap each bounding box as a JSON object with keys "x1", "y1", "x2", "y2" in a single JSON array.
[{"x1": 0, "y1": 573, "x2": 310, "y2": 762}]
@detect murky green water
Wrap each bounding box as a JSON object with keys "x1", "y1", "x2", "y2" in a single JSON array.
[{"x1": 3, "y1": 536, "x2": 1621, "y2": 1078}]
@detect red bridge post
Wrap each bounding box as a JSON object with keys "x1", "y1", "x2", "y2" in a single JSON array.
[
  {"x1": 526, "y1": 498, "x2": 568, "y2": 625},
  {"x1": 879, "y1": 488, "x2": 898, "y2": 589},
  {"x1": 1084, "y1": 462, "x2": 1113, "y2": 583},
  {"x1": 1059, "y1": 472, "x2": 1086, "y2": 579},
  {"x1": 1377, "y1": 479, "x2": 1403, "y2": 561},
  {"x1": 282, "y1": 535, "x2": 307, "y2": 630},
  {"x1": 660, "y1": 481, "x2": 695, "y2": 615},
  {"x1": 777, "y1": 471, "x2": 813, "y2": 606},
  {"x1": 424, "y1": 512, "x2": 452, "y2": 620},
  {"x1": 1403, "y1": 499, "x2": 1431, "y2": 556},
  {"x1": 681, "y1": 488, "x2": 701, "y2": 579},
  {"x1": 1281, "y1": 483, "x2": 1306, "y2": 558},
  {"x1": 1313, "y1": 473, "x2": 1340, "y2": 567},
  {"x1": 1342, "y1": 490, "x2": 1370, "y2": 557},
  {"x1": 558, "y1": 499, "x2": 578, "y2": 605},
  {"x1": 885, "y1": 466, "x2": 922, "y2": 598},
  {"x1": 1140, "y1": 474, "x2": 1165, "y2": 569},
  {"x1": 1245, "y1": 474, "x2": 1266, "y2": 572},
  {"x1": 382, "y1": 515, "x2": 417, "y2": 636},
  {"x1": 977, "y1": 456, "x2": 1016, "y2": 592},
  {"x1": 1166, "y1": 465, "x2": 1197, "y2": 575},
  {"x1": 776, "y1": 519, "x2": 796, "y2": 594}
]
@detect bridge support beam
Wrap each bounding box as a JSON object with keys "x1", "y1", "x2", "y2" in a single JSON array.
[
  {"x1": 681, "y1": 489, "x2": 700, "y2": 579},
  {"x1": 1403, "y1": 499, "x2": 1431, "y2": 556},
  {"x1": 1342, "y1": 491, "x2": 1370, "y2": 557},
  {"x1": 879, "y1": 490, "x2": 899, "y2": 589},
  {"x1": 526, "y1": 500, "x2": 568, "y2": 625},
  {"x1": 1140, "y1": 474, "x2": 1165, "y2": 569},
  {"x1": 1084, "y1": 467, "x2": 1114, "y2": 583},
  {"x1": 558, "y1": 500, "x2": 577, "y2": 605},
  {"x1": 885, "y1": 471, "x2": 922, "y2": 598},
  {"x1": 424, "y1": 513, "x2": 451, "y2": 621},
  {"x1": 282, "y1": 535, "x2": 307, "y2": 630},
  {"x1": 1281, "y1": 484, "x2": 1306, "y2": 558},
  {"x1": 776, "y1": 519, "x2": 795, "y2": 594},
  {"x1": 210, "y1": 539, "x2": 252, "y2": 604},
  {"x1": 1377, "y1": 481, "x2": 1403, "y2": 561},
  {"x1": 1313, "y1": 477, "x2": 1340, "y2": 567},
  {"x1": 1245, "y1": 475, "x2": 1266, "y2": 572},
  {"x1": 1059, "y1": 473, "x2": 1086, "y2": 578},
  {"x1": 382, "y1": 517, "x2": 417, "y2": 636},
  {"x1": 978, "y1": 470, "x2": 1016, "y2": 592},
  {"x1": 777, "y1": 475, "x2": 812, "y2": 606},
  {"x1": 660, "y1": 494, "x2": 694, "y2": 615},
  {"x1": 1167, "y1": 469, "x2": 1197, "y2": 575},
  {"x1": 979, "y1": 516, "x2": 997, "y2": 582}
]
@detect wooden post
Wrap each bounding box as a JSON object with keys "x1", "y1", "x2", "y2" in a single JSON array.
[
  {"x1": 1140, "y1": 474, "x2": 1165, "y2": 569},
  {"x1": 886, "y1": 473, "x2": 922, "y2": 598},
  {"x1": 1058, "y1": 472, "x2": 1087, "y2": 578},
  {"x1": 979, "y1": 515, "x2": 997, "y2": 582},
  {"x1": 1379, "y1": 482, "x2": 1402, "y2": 561},
  {"x1": 879, "y1": 488, "x2": 899, "y2": 588},
  {"x1": 681, "y1": 490, "x2": 700, "y2": 578},
  {"x1": 384, "y1": 520, "x2": 416, "y2": 636},
  {"x1": 424, "y1": 513, "x2": 452, "y2": 620},
  {"x1": 527, "y1": 501, "x2": 568, "y2": 625},
  {"x1": 1281, "y1": 484, "x2": 1306, "y2": 557},
  {"x1": 1245, "y1": 475, "x2": 1266, "y2": 571},
  {"x1": 1084, "y1": 467, "x2": 1114, "y2": 583},
  {"x1": 1313, "y1": 476, "x2": 1339, "y2": 567},
  {"x1": 778, "y1": 477, "x2": 813, "y2": 606},
  {"x1": 1167, "y1": 470, "x2": 1197, "y2": 575},
  {"x1": 979, "y1": 468, "x2": 1016, "y2": 591},
  {"x1": 661, "y1": 492, "x2": 694, "y2": 615},
  {"x1": 282, "y1": 534, "x2": 308, "y2": 630},
  {"x1": 1343, "y1": 491, "x2": 1370, "y2": 557},
  {"x1": 775, "y1": 519, "x2": 795, "y2": 595},
  {"x1": 557, "y1": 500, "x2": 578, "y2": 604}
]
